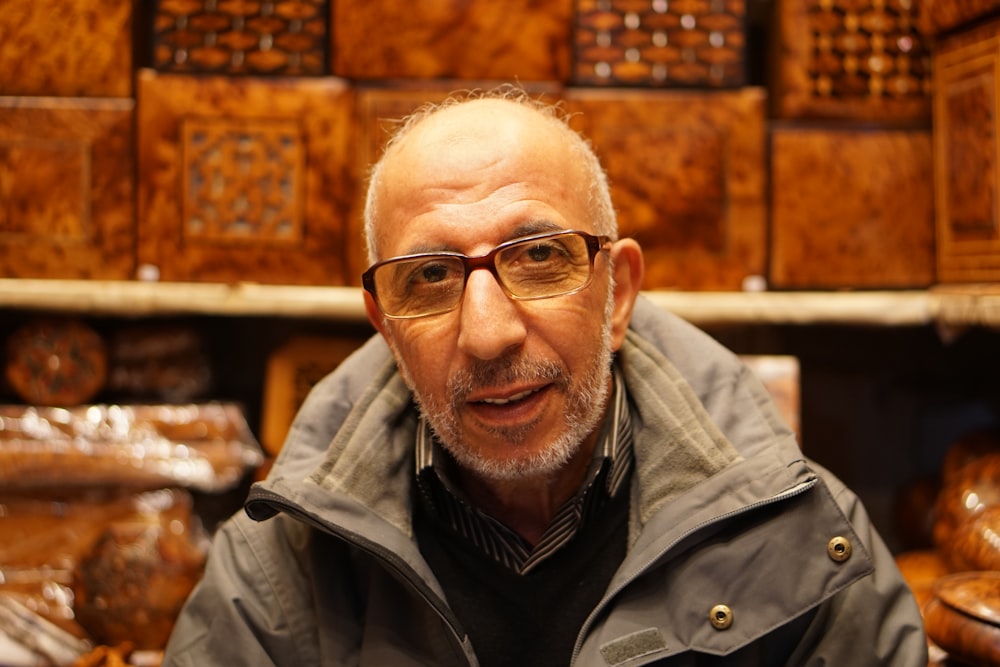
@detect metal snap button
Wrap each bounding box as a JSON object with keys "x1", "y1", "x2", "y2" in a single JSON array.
[
  {"x1": 709, "y1": 604, "x2": 733, "y2": 630},
  {"x1": 828, "y1": 536, "x2": 852, "y2": 562}
]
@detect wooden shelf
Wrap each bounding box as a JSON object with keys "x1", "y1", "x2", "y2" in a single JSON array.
[{"x1": 1, "y1": 279, "x2": 999, "y2": 328}]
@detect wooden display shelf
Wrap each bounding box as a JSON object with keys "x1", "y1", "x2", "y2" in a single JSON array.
[{"x1": 1, "y1": 279, "x2": 999, "y2": 329}]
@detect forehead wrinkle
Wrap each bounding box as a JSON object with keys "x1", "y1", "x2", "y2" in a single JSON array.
[{"x1": 392, "y1": 218, "x2": 567, "y2": 258}]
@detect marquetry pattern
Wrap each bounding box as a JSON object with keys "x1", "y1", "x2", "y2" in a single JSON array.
[
  {"x1": 574, "y1": 0, "x2": 746, "y2": 87},
  {"x1": 806, "y1": 0, "x2": 930, "y2": 101},
  {"x1": 153, "y1": 0, "x2": 327, "y2": 75},
  {"x1": 181, "y1": 118, "x2": 303, "y2": 243}
]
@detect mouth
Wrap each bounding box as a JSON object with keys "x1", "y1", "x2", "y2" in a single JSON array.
[
  {"x1": 478, "y1": 387, "x2": 539, "y2": 405},
  {"x1": 465, "y1": 384, "x2": 552, "y2": 423}
]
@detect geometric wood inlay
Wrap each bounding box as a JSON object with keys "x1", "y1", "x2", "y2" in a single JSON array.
[{"x1": 181, "y1": 118, "x2": 303, "y2": 242}]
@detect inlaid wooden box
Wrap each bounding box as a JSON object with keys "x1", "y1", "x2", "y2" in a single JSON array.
[
  {"x1": 332, "y1": 0, "x2": 573, "y2": 81},
  {"x1": 0, "y1": 97, "x2": 135, "y2": 279},
  {"x1": 933, "y1": 18, "x2": 1000, "y2": 283},
  {"x1": 136, "y1": 70, "x2": 355, "y2": 285},
  {"x1": 153, "y1": 0, "x2": 328, "y2": 76},
  {"x1": 563, "y1": 88, "x2": 767, "y2": 291},
  {"x1": 770, "y1": 0, "x2": 931, "y2": 122},
  {"x1": 574, "y1": 0, "x2": 747, "y2": 87},
  {"x1": 0, "y1": 0, "x2": 133, "y2": 97},
  {"x1": 769, "y1": 126, "x2": 935, "y2": 288}
]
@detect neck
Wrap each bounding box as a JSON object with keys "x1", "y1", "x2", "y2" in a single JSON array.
[{"x1": 455, "y1": 430, "x2": 600, "y2": 546}]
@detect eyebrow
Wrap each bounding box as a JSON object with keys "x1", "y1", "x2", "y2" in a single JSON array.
[{"x1": 398, "y1": 219, "x2": 568, "y2": 256}]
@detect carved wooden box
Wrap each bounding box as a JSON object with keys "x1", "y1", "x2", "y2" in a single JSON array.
[
  {"x1": 769, "y1": 126, "x2": 935, "y2": 288},
  {"x1": 153, "y1": 0, "x2": 328, "y2": 76},
  {"x1": 0, "y1": 0, "x2": 133, "y2": 97},
  {"x1": 332, "y1": 0, "x2": 573, "y2": 81},
  {"x1": 563, "y1": 88, "x2": 766, "y2": 291},
  {"x1": 0, "y1": 98, "x2": 135, "y2": 279},
  {"x1": 136, "y1": 70, "x2": 354, "y2": 285},
  {"x1": 771, "y1": 0, "x2": 931, "y2": 122},
  {"x1": 574, "y1": 0, "x2": 747, "y2": 87},
  {"x1": 933, "y1": 18, "x2": 1000, "y2": 283}
]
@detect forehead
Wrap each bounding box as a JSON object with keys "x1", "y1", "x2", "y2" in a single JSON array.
[{"x1": 372, "y1": 100, "x2": 592, "y2": 256}]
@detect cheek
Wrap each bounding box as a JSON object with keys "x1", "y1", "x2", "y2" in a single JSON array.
[{"x1": 386, "y1": 321, "x2": 456, "y2": 384}]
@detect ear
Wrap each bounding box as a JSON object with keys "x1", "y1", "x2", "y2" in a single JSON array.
[
  {"x1": 607, "y1": 238, "x2": 644, "y2": 352},
  {"x1": 364, "y1": 290, "x2": 390, "y2": 340}
]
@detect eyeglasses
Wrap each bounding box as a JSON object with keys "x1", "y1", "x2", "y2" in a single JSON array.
[{"x1": 362, "y1": 230, "x2": 612, "y2": 320}]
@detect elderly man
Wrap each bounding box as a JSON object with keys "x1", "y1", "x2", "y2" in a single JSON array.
[{"x1": 162, "y1": 88, "x2": 927, "y2": 666}]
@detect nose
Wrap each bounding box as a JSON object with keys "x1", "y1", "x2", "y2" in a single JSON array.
[{"x1": 456, "y1": 267, "x2": 527, "y2": 360}]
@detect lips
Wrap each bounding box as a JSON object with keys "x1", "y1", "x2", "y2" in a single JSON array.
[
  {"x1": 466, "y1": 384, "x2": 552, "y2": 424},
  {"x1": 478, "y1": 387, "x2": 538, "y2": 405}
]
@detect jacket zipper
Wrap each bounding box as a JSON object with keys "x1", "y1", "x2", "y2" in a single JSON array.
[
  {"x1": 569, "y1": 477, "x2": 818, "y2": 666},
  {"x1": 246, "y1": 488, "x2": 474, "y2": 665}
]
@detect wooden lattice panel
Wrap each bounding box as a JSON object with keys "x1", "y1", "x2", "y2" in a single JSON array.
[
  {"x1": 333, "y1": 0, "x2": 573, "y2": 81},
  {"x1": 564, "y1": 88, "x2": 766, "y2": 291},
  {"x1": 0, "y1": 97, "x2": 135, "y2": 279},
  {"x1": 0, "y1": 0, "x2": 133, "y2": 97},
  {"x1": 772, "y1": 0, "x2": 931, "y2": 121},
  {"x1": 154, "y1": 0, "x2": 327, "y2": 75},
  {"x1": 770, "y1": 126, "x2": 935, "y2": 288},
  {"x1": 933, "y1": 18, "x2": 1000, "y2": 283},
  {"x1": 137, "y1": 70, "x2": 354, "y2": 285},
  {"x1": 574, "y1": 0, "x2": 747, "y2": 87}
]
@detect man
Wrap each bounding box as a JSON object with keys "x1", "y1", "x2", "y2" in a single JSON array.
[{"x1": 163, "y1": 88, "x2": 927, "y2": 665}]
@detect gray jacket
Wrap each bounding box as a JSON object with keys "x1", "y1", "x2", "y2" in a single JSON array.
[{"x1": 163, "y1": 297, "x2": 927, "y2": 666}]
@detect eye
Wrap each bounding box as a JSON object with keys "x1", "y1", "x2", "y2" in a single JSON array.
[
  {"x1": 415, "y1": 262, "x2": 451, "y2": 284},
  {"x1": 525, "y1": 243, "x2": 555, "y2": 262}
]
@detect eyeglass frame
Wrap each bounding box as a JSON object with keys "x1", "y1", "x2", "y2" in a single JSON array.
[{"x1": 362, "y1": 229, "x2": 613, "y2": 320}]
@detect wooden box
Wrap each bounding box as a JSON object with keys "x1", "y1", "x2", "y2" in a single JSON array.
[
  {"x1": 917, "y1": 0, "x2": 1000, "y2": 38},
  {"x1": 770, "y1": 0, "x2": 931, "y2": 122},
  {"x1": 563, "y1": 88, "x2": 767, "y2": 291},
  {"x1": 332, "y1": 0, "x2": 573, "y2": 81},
  {"x1": 933, "y1": 18, "x2": 1000, "y2": 283},
  {"x1": 769, "y1": 126, "x2": 935, "y2": 288},
  {"x1": 136, "y1": 70, "x2": 355, "y2": 285},
  {"x1": 0, "y1": 0, "x2": 133, "y2": 97},
  {"x1": 574, "y1": 0, "x2": 747, "y2": 87},
  {"x1": 0, "y1": 97, "x2": 135, "y2": 279},
  {"x1": 153, "y1": 0, "x2": 328, "y2": 76}
]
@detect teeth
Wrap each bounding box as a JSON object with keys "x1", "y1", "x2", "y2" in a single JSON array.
[{"x1": 481, "y1": 388, "x2": 534, "y2": 405}]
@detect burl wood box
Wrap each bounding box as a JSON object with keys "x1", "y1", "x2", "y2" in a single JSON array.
[
  {"x1": 0, "y1": 0, "x2": 133, "y2": 97},
  {"x1": 332, "y1": 0, "x2": 573, "y2": 81},
  {"x1": 770, "y1": 0, "x2": 931, "y2": 122},
  {"x1": 136, "y1": 70, "x2": 354, "y2": 285},
  {"x1": 574, "y1": 0, "x2": 747, "y2": 87},
  {"x1": 563, "y1": 87, "x2": 766, "y2": 291},
  {"x1": 153, "y1": 0, "x2": 328, "y2": 76},
  {"x1": 769, "y1": 125, "x2": 935, "y2": 288},
  {"x1": 917, "y1": 0, "x2": 1000, "y2": 38},
  {"x1": 933, "y1": 17, "x2": 1000, "y2": 283},
  {"x1": 0, "y1": 97, "x2": 135, "y2": 279}
]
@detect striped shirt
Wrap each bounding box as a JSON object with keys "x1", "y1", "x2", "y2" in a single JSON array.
[{"x1": 414, "y1": 364, "x2": 634, "y2": 574}]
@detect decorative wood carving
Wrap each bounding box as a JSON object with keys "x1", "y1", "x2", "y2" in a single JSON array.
[
  {"x1": 933, "y1": 18, "x2": 1000, "y2": 282},
  {"x1": 0, "y1": 0, "x2": 133, "y2": 97},
  {"x1": 153, "y1": 0, "x2": 328, "y2": 76},
  {"x1": 770, "y1": 126, "x2": 935, "y2": 288},
  {"x1": 574, "y1": 0, "x2": 746, "y2": 87},
  {"x1": 564, "y1": 87, "x2": 766, "y2": 291},
  {"x1": 771, "y1": 0, "x2": 931, "y2": 121},
  {"x1": 137, "y1": 70, "x2": 354, "y2": 285},
  {"x1": 0, "y1": 97, "x2": 135, "y2": 279},
  {"x1": 333, "y1": 0, "x2": 573, "y2": 81}
]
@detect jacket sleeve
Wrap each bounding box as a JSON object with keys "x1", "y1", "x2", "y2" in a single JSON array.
[
  {"x1": 161, "y1": 512, "x2": 319, "y2": 666},
  {"x1": 789, "y1": 472, "x2": 929, "y2": 666}
]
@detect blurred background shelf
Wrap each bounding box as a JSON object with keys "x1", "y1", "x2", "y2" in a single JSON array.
[{"x1": 3, "y1": 279, "x2": 1000, "y2": 328}]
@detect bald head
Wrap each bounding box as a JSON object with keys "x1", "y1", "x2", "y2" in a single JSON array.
[{"x1": 363, "y1": 89, "x2": 616, "y2": 264}]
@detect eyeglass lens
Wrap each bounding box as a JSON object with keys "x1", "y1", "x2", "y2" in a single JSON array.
[{"x1": 372, "y1": 233, "x2": 596, "y2": 318}]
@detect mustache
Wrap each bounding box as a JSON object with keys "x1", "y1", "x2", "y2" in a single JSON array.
[{"x1": 447, "y1": 355, "x2": 566, "y2": 402}]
